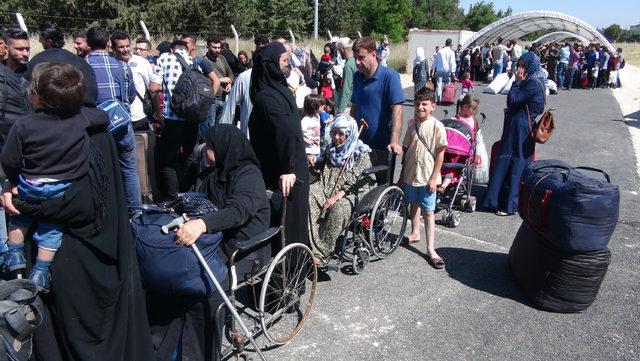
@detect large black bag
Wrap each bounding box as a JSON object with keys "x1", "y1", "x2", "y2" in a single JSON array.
[
  {"x1": 509, "y1": 222, "x2": 610, "y2": 313},
  {"x1": 519, "y1": 160, "x2": 619, "y2": 253},
  {"x1": 131, "y1": 209, "x2": 227, "y2": 296},
  {"x1": 170, "y1": 54, "x2": 215, "y2": 124}
]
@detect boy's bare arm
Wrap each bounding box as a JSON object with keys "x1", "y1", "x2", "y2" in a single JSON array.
[{"x1": 428, "y1": 146, "x2": 446, "y2": 192}]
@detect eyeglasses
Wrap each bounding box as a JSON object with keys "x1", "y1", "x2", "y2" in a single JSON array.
[{"x1": 135, "y1": 47, "x2": 150, "y2": 52}]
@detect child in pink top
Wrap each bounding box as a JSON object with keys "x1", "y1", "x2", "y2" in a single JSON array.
[
  {"x1": 459, "y1": 71, "x2": 474, "y2": 96},
  {"x1": 438, "y1": 94, "x2": 479, "y2": 192}
]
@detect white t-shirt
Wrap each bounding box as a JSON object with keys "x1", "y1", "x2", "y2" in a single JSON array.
[
  {"x1": 127, "y1": 54, "x2": 153, "y2": 121},
  {"x1": 301, "y1": 115, "x2": 321, "y2": 155}
]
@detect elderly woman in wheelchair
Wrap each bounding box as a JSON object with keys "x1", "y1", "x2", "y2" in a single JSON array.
[
  {"x1": 139, "y1": 125, "x2": 316, "y2": 361},
  {"x1": 309, "y1": 115, "x2": 407, "y2": 273}
]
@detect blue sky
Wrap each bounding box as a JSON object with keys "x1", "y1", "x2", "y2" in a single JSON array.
[{"x1": 458, "y1": 0, "x2": 640, "y2": 29}]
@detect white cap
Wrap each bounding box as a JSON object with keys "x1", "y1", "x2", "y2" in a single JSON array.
[{"x1": 336, "y1": 37, "x2": 353, "y2": 49}]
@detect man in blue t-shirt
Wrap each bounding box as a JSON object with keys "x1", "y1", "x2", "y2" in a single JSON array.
[{"x1": 350, "y1": 36, "x2": 404, "y2": 179}]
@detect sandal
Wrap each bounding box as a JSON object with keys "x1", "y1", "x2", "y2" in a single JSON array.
[{"x1": 427, "y1": 255, "x2": 445, "y2": 269}]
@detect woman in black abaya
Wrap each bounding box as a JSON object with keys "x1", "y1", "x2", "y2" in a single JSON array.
[
  {"x1": 3, "y1": 108, "x2": 154, "y2": 361},
  {"x1": 249, "y1": 42, "x2": 310, "y2": 247}
]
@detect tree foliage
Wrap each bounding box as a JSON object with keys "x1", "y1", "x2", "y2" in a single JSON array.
[
  {"x1": 602, "y1": 24, "x2": 623, "y2": 42},
  {"x1": 0, "y1": 0, "x2": 514, "y2": 42}
]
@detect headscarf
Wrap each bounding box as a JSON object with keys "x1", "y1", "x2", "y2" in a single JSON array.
[
  {"x1": 414, "y1": 47, "x2": 426, "y2": 67},
  {"x1": 324, "y1": 115, "x2": 371, "y2": 171},
  {"x1": 203, "y1": 124, "x2": 260, "y2": 207},
  {"x1": 249, "y1": 42, "x2": 296, "y2": 111},
  {"x1": 520, "y1": 51, "x2": 546, "y2": 82}
]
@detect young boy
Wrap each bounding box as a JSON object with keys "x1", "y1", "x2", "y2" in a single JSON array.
[
  {"x1": 1, "y1": 63, "x2": 90, "y2": 291},
  {"x1": 401, "y1": 87, "x2": 447, "y2": 269}
]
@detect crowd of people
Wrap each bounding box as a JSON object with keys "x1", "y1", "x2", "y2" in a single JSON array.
[
  {"x1": 0, "y1": 22, "x2": 550, "y2": 360},
  {"x1": 413, "y1": 36, "x2": 626, "y2": 102}
]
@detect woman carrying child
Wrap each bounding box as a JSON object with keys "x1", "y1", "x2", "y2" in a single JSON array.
[{"x1": 1, "y1": 63, "x2": 90, "y2": 292}]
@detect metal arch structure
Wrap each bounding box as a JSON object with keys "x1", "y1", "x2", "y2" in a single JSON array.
[
  {"x1": 533, "y1": 31, "x2": 590, "y2": 46},
  {"x1": 462, "y1": 11, "x2": 615, "y2": 53}
]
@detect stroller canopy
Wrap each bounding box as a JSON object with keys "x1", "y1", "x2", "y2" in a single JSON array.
[{"x1": 441, "y1": 118, "x2": 473, "y2": 156}]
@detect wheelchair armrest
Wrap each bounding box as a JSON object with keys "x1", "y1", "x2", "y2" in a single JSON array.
[
  {"x1": 363, "y1": 165, "x2": 388, "y2": 175},
  {"x1": 442, "y1": 162, "x2": 466, "y2": 170},
  {"x1": 234, "y1": 227, "x2": 280, "y2": 253}
]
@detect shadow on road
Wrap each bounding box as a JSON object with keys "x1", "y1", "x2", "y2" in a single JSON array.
[{"x1": 437, "y1": 247, "x2": 529, "y2": 305}]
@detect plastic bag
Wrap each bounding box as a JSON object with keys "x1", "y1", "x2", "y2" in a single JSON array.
[{"x1": 471, "y1": 129, "x2": 489, "y2": 184}]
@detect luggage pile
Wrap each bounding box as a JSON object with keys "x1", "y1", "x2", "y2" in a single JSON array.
[{"x1": 508, "y1": 160, "x2": 619, "y2": 313}]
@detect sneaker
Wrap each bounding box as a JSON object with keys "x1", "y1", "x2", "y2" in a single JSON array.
[
  {"x1": 4, "y1": 250, "x2": 26, "y2": 272},
  {"x1": 28, "y1": 268, "x2": 50, "y2": 293}
]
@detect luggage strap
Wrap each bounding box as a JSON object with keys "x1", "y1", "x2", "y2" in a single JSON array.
[
  {"x1": 0, "y1": 279, "x2": 43, "y2": 340},
  {"x1": 526, "y1": 173, "x2": 554, "y2": 231}
]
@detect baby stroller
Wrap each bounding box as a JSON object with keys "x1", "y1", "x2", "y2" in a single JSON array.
[{"x1": 438, "y1": 110, "x2": 486, "y2": 227}]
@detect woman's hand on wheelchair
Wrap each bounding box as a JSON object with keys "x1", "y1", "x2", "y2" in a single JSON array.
[{"x1": 174, "y1": 214, "x2": 207, "y2": 247}]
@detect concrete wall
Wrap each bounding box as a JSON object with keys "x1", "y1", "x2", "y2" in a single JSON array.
[{"x1": 407, "y1": 29, "x2": 476, "y2": 73}]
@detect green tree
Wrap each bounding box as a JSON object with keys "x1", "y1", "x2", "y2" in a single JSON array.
[
  {"x1": 361, "y1": 0, "x2": 411, "y2": 42},
  {"x1": 420, "y1": 0, "x2": 465, "y2": 30},
  {"x1": 464, "y1": 1, "x2": 500, "y2": 31},
  {"x1": 603, "y1": 24, "x2": 623, "y2": 42},
  {"x1": 318, "y1": 0, "x2": 364, "y2": 38}
]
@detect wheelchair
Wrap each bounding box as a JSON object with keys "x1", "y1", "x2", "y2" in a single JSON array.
[
  {"x1": 322, "y1": 152, "x2": 408, "y2": 274},
  {"x1": 214, "y1": 190, "x2": 318, "y2": 360}
]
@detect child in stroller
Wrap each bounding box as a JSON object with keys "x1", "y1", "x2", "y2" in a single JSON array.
[{"x1": 437, "y1": 95, "x2": 483, "y2": 227}]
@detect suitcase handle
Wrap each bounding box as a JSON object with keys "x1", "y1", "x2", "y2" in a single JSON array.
[{"x1": 574, "y1": 167, "x2": 611, "y2": 183}]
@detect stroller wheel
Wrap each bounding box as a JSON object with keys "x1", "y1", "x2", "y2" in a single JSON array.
[
  {"x1": 441, "y1": 209, "x2": 452, "y2": 225},
  {"x1": 451, "y1": 211, "x2": 462, "y2": 227},
  {"x1": 459, "y1": 197, "x2": 468, "y2": 211},
  {"x1": 466, "y1": 197, "x2": 477, "y2": 213}
]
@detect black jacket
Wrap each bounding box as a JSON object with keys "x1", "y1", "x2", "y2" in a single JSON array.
[
  {"x1": 27, "y1": 48, "x2": 98, "y2": 108},
  {"x1": 0, "y1": 63, "x2": 32, "y2": 154},
  {"x1": 1, "y1": 109, "x2": 92, "y2": 184}
]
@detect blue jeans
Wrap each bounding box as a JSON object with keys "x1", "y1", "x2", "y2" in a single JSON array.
[
  {"x1": 565, "y1": 67, "x2": 577, "y2": 89},
  {"x1": 112, "y1": 124, "x2": 142, "y2": 209},
  {"x1": 556, "y1": 63, "x2": 568, "y2": 88},
  {"x1": 201, "y1": 97, "x2": 226, "y2": 133},
  {"x1": 492, "y1": 63, "x2": 503, "y2": 79},
  {"x1": 10, "y1": 176, "x2": 71, "y2": 251},
  {"x1": 0, "y1": 178, "x2": 8, "y2": 260},
  {"x1": 435, "y1": 71, "x2": 452, "y2": 103}
]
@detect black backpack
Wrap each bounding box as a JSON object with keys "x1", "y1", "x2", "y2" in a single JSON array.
[{"x1": 170, "y1": 54, "x2": 215, "y2": 124}]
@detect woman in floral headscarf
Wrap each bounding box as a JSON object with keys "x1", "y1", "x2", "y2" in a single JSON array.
[
  {"x1": 308, "y1": 115, "x2": 376, "y2": 259},
  {"x1": 482, "y1": 51, "x2": 546, "y2": 216}
]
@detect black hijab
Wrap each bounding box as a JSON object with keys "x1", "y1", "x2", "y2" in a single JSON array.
[
  {"x1": 203, "y1": 124, "x2": 260, "y2": 207},
  {"x1": 249, "y1": 42, "x2": 296, "y2": 111}
]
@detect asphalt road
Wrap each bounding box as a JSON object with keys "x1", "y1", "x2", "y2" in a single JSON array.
[{"x1": 263, "y1": 84, "x2": 640, "y2": 360}]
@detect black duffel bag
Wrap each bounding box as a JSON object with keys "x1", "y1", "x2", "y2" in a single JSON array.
[
  {"x1": 519, "y1": 160, "x2": 619, "y2": 253},
  {"x1": 509, "y1": 222, "x2": 610, "y2": 313}
]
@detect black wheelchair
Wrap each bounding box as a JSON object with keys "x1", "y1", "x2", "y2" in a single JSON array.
[
  {"x1": 323, "y1": 152, "x2": 408, "y2": 274},
  {"x1": 214, "y1": 190, "x2": 318, "y2": 360}
]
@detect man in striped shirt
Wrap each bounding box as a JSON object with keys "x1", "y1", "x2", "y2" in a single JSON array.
[{"x1": 86, "y1": 27, "x2": 141, "y2": 211}]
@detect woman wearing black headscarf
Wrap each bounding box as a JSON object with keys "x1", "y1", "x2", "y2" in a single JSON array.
[
  {"x1": 3, "y1": 108, "x2": 154, "y2": 361},
  {"x1": 145, "y1": 125, "x2": 270, "y2": 361},
  {"x1": 248, "y1": 42, "x2": 310, "y2": 247},
  {"x1": 175, "y1": 124, "x2": 271, "y2": 274}
]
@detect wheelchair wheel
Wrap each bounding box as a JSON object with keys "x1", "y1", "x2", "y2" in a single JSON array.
[
  {"x1": 259, "y1": 243, "x2": 317, "y2": 345},
  {"x1": 368, "y1": 186, "x2": 408, "y2": 258},
  {"x1": 352, "y1": 247, "x2": 370, "y2": 274}
]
